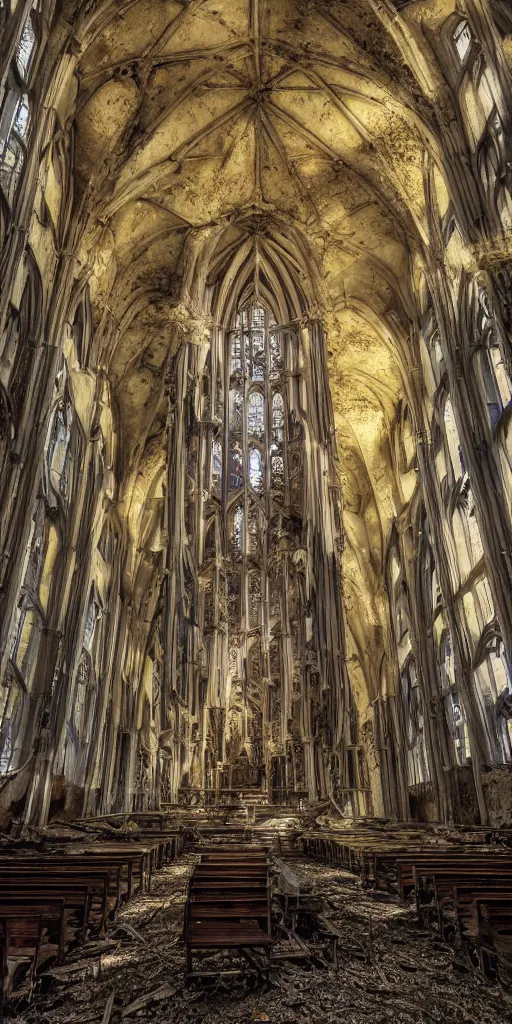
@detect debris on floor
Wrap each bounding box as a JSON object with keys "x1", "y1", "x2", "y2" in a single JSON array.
[{"x1": 12, "y1": 855, "x2": 512, "y2": 1024}]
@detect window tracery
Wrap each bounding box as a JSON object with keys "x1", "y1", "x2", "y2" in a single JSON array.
[
  {"x1": 0, "y1": 3, "x2": 39, "y2": 203},
  {"x1": 44, "y1": 371, "x2": 76, "y2": 509},
  {"x1": 474, "y1": 637, "x2": 512, "y2": 763},
  {"x1": 247, "y1": 392, "x2": 265, "y2": 438}
]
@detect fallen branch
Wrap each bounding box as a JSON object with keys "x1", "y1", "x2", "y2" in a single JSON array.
[{"x1": 121, "y1": 983, "x2": 174, "y2": 1018}]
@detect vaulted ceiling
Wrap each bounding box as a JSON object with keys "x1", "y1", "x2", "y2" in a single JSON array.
[{"x1": 63, "y1": 0, "x2": 469, "y2": 697}]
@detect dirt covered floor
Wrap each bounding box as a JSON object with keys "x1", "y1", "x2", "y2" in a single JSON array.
[{"x1": 14, "y1": 855, "x2": 512, "y2": 1024}]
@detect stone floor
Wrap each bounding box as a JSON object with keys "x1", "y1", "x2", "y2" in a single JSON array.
[{"x1": 15, "y1": 855, "x2": 512, "y2": 1024}]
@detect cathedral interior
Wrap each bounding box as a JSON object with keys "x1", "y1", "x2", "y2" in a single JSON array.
[{"x1": 1, "y1": 0, "x2": 512, "y2": 1020}]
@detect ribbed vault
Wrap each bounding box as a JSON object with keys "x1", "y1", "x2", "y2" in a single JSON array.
[
  {"x1": 4, "y1": 0, "x2": 511, "y2": 823},
  {"x1": 61, "y1": 0, "x2": 480, "y2": 738}
]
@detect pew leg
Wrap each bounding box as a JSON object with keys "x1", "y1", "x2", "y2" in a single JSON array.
[{"x1": 185, "y1": 945, "x2": 193, "y2": 978}]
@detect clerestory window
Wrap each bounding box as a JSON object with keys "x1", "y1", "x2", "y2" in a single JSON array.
[
  {"x1": 0, "y1": 3, "x2": 39, "y2": 204},
  {"x1": 453, "y1": 20, "x2": 473, "y2": 65}
]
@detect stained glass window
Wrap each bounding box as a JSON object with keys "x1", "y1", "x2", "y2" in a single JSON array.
[
  {"x1": 231, "y1": 334, "x2": 242, "y2": 373},
  {"x1": 248, "y1": 392, "x2": 264, "y2": 438},
  {"x1": 252, "y1": 308, "x2": 265, "y2": 332},
  {"x1": 272, "y1": 455, "x2": 284, "y2": 480},
  {"x1": 16, "y1": 16, "x2": 36, "y2": 79},
  {"x1": 252, "y1": 334, "x2": 265, "y2": 381},
  {"x1": 272, "y1": 392, "x2": 285, "y2": 445},
  {"x1": 229, "y1": 389, "x2": 243, "y2": 431},
  {"x1": 14, "y1": 97, "x2": 30, "y2": 140},
  {"x1": 249, "y1": 448, "x2": 263, "y2": 491},
  {"x1": 233, "y1": 505, "x2": 244, "y2": 552},
  {"x1": 270, "y1": 332, "x2": 283, "y2": 373},
  {"x1": 212, "y1": 440, "x2": 222, "y2": 493},
  {"x1": 229, "y1": 442, "x2": 243, "y2": 489}
]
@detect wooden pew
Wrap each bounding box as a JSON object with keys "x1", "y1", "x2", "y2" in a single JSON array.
[
  {"x1": 0, "y1": 900, "x2": 65, "y2": 1008},
  {"x1": 184, "y1": 851, "x2": 272, "y2": 978}
]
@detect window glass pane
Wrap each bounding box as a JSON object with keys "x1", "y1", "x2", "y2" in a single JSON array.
[
  {"x1": 233, "y1": 506, "x2": 244, "y2": 552},
  {"x1": 17, "y1": 17, "x2": 36, "y2": 79},
  {"x1": 230, "y1": 333, "x2": 242, "y2": 373},
  {"x1": 252, "y1": 308, "x2": 265, "y2": 332},
  {"x1": 454, "y1": 20, "x2": 472, "y2": 63},
  {"x1": 270, "y1": 331, "x2": 283, "y2": 373},
  {"x1": 248, "y1": 392, "x2": 264, "y2": 438},
  {"x1": 252, "y1": 332, "x2": 265, "y2": 381},
  {"x1": 271, "y1": 454, "x2": 284, "y2": 479},
  {"x1": 229, "y1": 389, "x2": 243, "y2": 431},
  {"x1": 249, "y1": 448, "x2": 263, "y2": 491},
  {"x1": 272, "y1": 392, "x2": 285, "y2": 445},
  {"x1": 14, "y1": 96, "x2": 30, "y2": 139},
  {"x1": 229, "y1": 441, "x2": 242, "y2": 490},
  {"x1": 212, "y1": 440, "x2": 222, "y2": 494}
]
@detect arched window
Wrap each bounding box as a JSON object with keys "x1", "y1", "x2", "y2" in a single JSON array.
[
  {"x1": 17, "y1": 14, "x2": 37, "y2": 78},
  {"x1": 0, "y1": 4, "x2": 39, "y2": 204},
  {"x1": 6, "y1": 499, "x2": 47, "y2": 692},
  {"x1": 9, "y1": 257, "x2": 42, "y2": 426},
  {"x1": 474, "y1": 637, "x2": 512, "y2": 763},
  {"x1": 47, "y1": 399, "x2": 74, "y2": 503}
]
